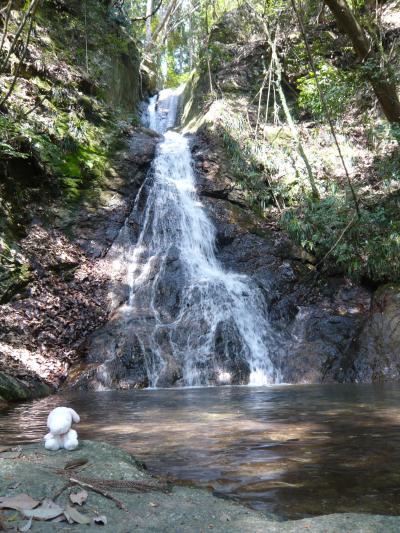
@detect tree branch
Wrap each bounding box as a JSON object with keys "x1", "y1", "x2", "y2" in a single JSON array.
[{"x1": 131, "y1": 0, "x2": 163, "y2": 22}]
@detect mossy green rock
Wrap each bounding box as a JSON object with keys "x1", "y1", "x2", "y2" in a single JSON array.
[
  {"x1": 0, "y1": 254, "x2": 31, "y2": 304},
  {"x1": 0, "y1": 372, "x2": 51, "y2": 403}
]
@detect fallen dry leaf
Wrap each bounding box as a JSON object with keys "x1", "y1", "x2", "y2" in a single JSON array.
[
  {"x1": 0, "y1": 494, "x2": 39, "y2": 511},
  {"x1": 63, "y1": 505, "x2": 91, "y2": 525},
  {"x1": 40, "y1": 500, "x2": 63, "y2": 511},
  {"x1": 22, "y1": 507, "x2": 63, "y2": 521},
  {"x1": 69, "y1": 490, "x2": 88, "y2": 506},
  {"x1": 0, "y1": 447, "x2": 11, "y2": 453},
  {"x1": 149, "y1": 502, "x2": 159, "y2": 508},
  {"x1": 51, "y1": 515, "x2": 66, "y2": 523},
  {"x1": 93, "y1": 515, "x2": 107, "y2": 525},
  {"x1": 22, "y1": 500, "x2": 64, "y2": 521}
]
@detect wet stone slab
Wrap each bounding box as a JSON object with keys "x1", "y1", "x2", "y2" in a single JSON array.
[{"x1": 1, "y1": 440, "x2": 400, "y2": 532}]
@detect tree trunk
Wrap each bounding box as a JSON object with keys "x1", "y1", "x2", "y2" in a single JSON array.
[
  {"x1": 325, "y1": 0, "x2": 400, "y2": 123},
  {"x1": 145, "y1": 0, "x2": 153, "y2": 43},
  {"x1": 152, "y1": 0, "x2": 177, "y2": 42},
  {"x1": 146, "y1": 0, "x2": 178, "y2": 49}
]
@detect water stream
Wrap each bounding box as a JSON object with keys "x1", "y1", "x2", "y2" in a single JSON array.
[
  {"x1": 1, "y1": 384, "x2": 400, "y2": 519},
  {"x1": 96, "y1": 87, "x2": 280, "y2": 388}
]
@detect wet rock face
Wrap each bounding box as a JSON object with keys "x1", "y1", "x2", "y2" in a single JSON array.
[
  {"x1": 338, "y1": 284, "x2": 400, "y2": 382},
  {"x1": 57, "y1": 126, "x2": 161, "y2": 259},
  {"x1": 191, "y1": 133, "x2": 374, "y2": 384},
  {"x1": 72, "y1": 124, "x2": 397, "y2": 389},
  {"x1": 213, "y1": 320, "x2": 251, "y2": 384}
]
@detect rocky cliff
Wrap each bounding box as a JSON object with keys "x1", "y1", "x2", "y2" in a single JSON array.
[
  {"x1": 0, "y1": 0, "x2": 158, "y2": 401},
  {"x1": 179, "y1": 7, "x2": 400, "y2": 384},
  {"x1": 1, "y1": 4, "x2": 399, "y2": 400},
  {"x1": 68, "y1": 5, "x2": 400, "y2": 390}
]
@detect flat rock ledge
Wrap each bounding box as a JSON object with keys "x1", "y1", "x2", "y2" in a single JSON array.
[{"x1": 1, "y1": 440, "x2": 399, "y2": 532}]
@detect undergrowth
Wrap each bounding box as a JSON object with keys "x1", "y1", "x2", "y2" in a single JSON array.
[
  {"x1": 205, "y1": 97, "x2": 400, "y2": 284},
  {"x1": 282, "y1": 194, "x2": 400, "y2": 282}
]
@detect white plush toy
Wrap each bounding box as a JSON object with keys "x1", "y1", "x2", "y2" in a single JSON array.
[{"x1": 44, "y1": 406, "x2": 80, "y2": 451}]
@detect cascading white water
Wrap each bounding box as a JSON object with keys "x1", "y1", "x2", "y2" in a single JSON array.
[
  {"x1": 101, "y1": 87, "x2": 281, "y2": 388},
  {"x1": 148, "y1": 87, "x2": 183, "y2": 134}
]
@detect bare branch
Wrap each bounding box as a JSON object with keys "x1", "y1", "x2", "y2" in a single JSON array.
[{"x1": 131, "y1": 0, "x2": 163, "y2": 22}]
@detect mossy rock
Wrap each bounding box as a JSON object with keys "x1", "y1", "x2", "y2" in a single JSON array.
[
  {"x1": 210, "y1": 6, "x2": 257, "y2": 45},
  {"x1": 0, "y1": 372, "x2": 52, "y2": 403},
  {"x1": 0, "y1": 239, "x2": 31, "y2": 303}
]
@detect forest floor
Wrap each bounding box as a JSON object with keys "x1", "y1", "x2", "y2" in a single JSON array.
[{"x1": 1, "y1": 440, "x2": 400, "y2": 532}]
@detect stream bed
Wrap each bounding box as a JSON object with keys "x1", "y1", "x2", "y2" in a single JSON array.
[{"x1": 1, "y1": 384, "x2": 400, "y2": 519}]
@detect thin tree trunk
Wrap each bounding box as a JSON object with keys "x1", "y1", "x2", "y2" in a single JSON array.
[
  {"x1": 146, "y1": 0, "x2": 178, "y2": 49},
  {"x1": 291, "y1": 0, "x2": 360, "y2": 216},
  {"x1": 325, "y1": 0, "x2": 400, "y2": 123},
  {"x1": 266, "y1": 25, "x2": 319, "y2": 197},
  {"x1": 145, "y1": 0, "x2": 153, "y2": 43},
  {"x1": 84, "y1": 0, "x2": 89, "y2": 73},
  {"x1": 244, "y1": 1, "x2": 319, "y2": 197}
]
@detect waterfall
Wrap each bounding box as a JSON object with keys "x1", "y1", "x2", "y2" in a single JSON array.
[{"x1": 98, "y1": 88, "x2": 280, "y2": 388}]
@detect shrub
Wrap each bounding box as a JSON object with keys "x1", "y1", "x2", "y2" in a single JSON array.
[
  {"x1": 297, "y1": 64, "x2": 361, "y2": 120},
  {"x1": 281, "y1": 194, "x2": 400, "y2": 283}
]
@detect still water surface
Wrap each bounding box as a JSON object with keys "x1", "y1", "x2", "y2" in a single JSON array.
[{"x1": 1, "y1": 384, "x2": 400, "y2": 519}]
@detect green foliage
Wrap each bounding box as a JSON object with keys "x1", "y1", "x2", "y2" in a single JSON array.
[
  {"x1": 165, "y1": 64, "x2": 190, "y2": 88},
  {"x1": 181, "y1": 0, "x2": 400, "y2": 288},
  {"x1": 25, "y1": 110, "x2": 115, "y2": 201},
  {"x1": 0, "y1": 237, "x2": 31, "y2": 303},
  {"x1": 1, "y1": 89, "x2": 118, "y2": 204},
  {"x1": 0, "y1": 117, "x2": 29, "y2": 160},
  {"x1": 208, "y1": 42, "x2": 234, "y2": 71},
  {"x1": 211, "y1": 98, "x2": 325, "y2": 212},
  {"x1": 297, "y1": 64, "x2": 361, "y2": 120},
  {"x1": 376, "y1": 149, "x2": 400, "y2": 184},
  {"x1": 0, "y1": 0, "x2": 136, "y2": 210},
  {"x1": 282, "y1": 195, "x2": 400, "y2": 282},
  {"x1": 214, "y1": 101, "x2": 275, "y2": 211}
]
